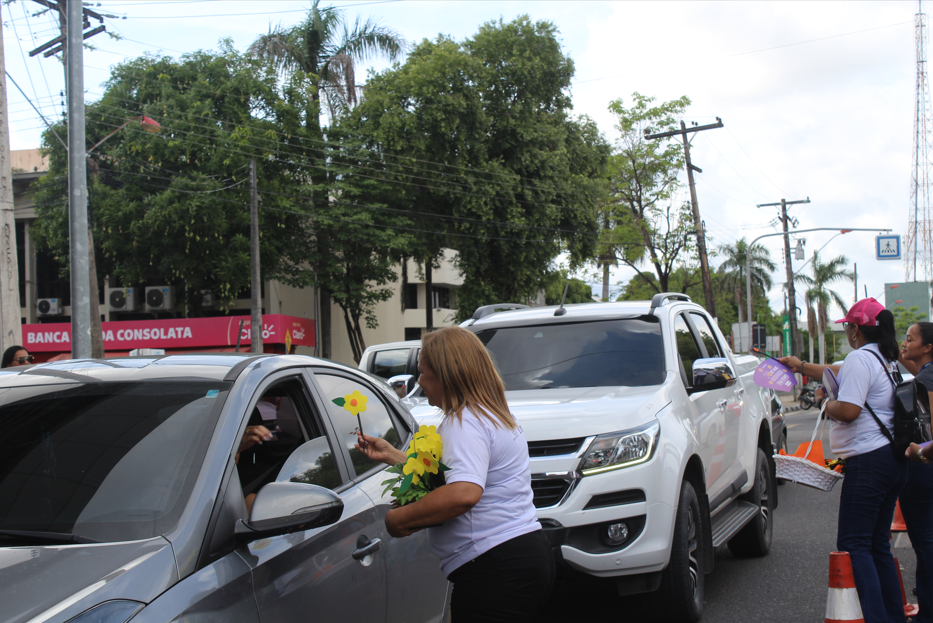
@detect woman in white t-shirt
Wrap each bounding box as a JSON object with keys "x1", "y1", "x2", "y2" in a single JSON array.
[
  {"x1": 781, "y1": 298, "x2": 907, "y2": 623},
  {"x1": 358, "y1": 326, "x2": 554, "y2": 622}
]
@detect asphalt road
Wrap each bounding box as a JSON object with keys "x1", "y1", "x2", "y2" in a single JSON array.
[{"x1": 539, "y1": 405, "x2": 920, "y2": 622}]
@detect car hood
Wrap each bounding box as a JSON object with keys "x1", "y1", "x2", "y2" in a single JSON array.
[
  {"x1": 409, "y1": 385, "x2": 671, "y2": 441},
  {"x1": 0, "y1": 537, "x2": 177, "y2": 623}
]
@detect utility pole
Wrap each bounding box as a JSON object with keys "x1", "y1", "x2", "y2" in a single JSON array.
[
  {"x1": 756, "y1": 197, "x2": 811, "y2": 358},
  {"x1": 854, "y1": 263, "x2": 858, "y2": 305},
  {"x1": 66, "y1": 0, "x2": 91, "y2": 359},
  {"x1": 645, "y1": 118, "x2": 723, "y2": 317},
  {"x1": 0, "y1": 32, "x2": 21, "y2": 352},
  {"x1": 250, "y1": 159, "x2": 262, "y2": 354}
]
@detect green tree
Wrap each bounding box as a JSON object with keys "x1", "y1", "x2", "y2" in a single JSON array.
[
  {"x1": 248, "y1": 0, "x2": 406, "y2": 356},
  {"x1": 716, "y1": 237, "x2": 775, "y2": 324},
  {"x1": 893, "y1": 305, "x2": 928, "y2": 341},
  {"x1": 795, "y1": 251, "x2": 853, "y2": 364},
  {"x1": 340, "y1": 17, "x2": 609, "y2": 322},
  {"x1": 544, "y1": 272, "x2": 594, "y2": 305},
  {"x1": 31, "y1": 45, "x2": 315, "y2": 313},
  {"x1": 598, "y1": 93, "x2": 695, "y2": 294}
]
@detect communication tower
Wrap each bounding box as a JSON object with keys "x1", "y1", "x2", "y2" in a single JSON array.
[{"x1": 907, "y1": 2, "x2": 933, "y2": 282}]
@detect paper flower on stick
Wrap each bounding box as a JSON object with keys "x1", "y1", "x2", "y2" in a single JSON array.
[
  {"x1": 332, "y1": 390, "x2": 368, "y2": 416},
  {"x1": 382, "y1": 424, "x2": 450, "y2": 507}
]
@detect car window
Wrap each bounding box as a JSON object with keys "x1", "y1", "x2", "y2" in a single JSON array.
[
  {"x1": 371, "y1": 349, "x2": 411, "y2": 379},
  {"x1": 315, "y1": 374, "x2": 405, "y2": 477},
  {"x1": 275, "y1": 436, "x2": 341, "y2": 490},
  {"x1": 0, "y1": 380, "x2": 228, "y2": 543},
  {"x1": 690, "y1": 313, "x2": 723, "y2": 358},
  {"x1": 474, "y1": 317, "x2": 664, "y2": 389},
  {"x1": 675, "y1": 314, "x2": 703, "y2": 387}
]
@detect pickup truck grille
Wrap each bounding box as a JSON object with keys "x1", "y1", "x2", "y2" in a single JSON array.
[
  {"x1": 531, "y1": 478, "x2": 571, "y2": 508},
  {"x1": 528, "y1": 437, "x2": 586, "y2": 457}
]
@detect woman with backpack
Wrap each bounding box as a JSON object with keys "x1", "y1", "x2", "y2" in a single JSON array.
[
  {"x1": 781, "y1": 298, "x2": 906, "y2": 623},
  {"x1": 900, "y1": 321, "x2": 933, "y2": 623}
]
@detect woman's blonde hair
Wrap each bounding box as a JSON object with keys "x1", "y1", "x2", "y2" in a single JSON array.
[{"x1": 420, "y1": 326, "x2": 517, "y2": 430}]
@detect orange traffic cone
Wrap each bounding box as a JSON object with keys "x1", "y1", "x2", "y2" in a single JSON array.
[
  {"x1": 894, "y1": 556, "x2": 919, "y2": 618},
  {"x1": 825, "y1": 552, "x2": 864, "y2": 623},
  {"x1": 892, "y1": 500, "x2": 907, "y2": 532}
]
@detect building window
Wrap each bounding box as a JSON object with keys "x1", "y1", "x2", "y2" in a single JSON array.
[
  {"x1": 432, "y1": 287, "x2": 450, "y2": 309},
  {"x1": 405, "y1": 327, "x2": 423, "y2": 341},
  {"x1": 404, "y1": 284, "x2": 418, "y2": 310}
]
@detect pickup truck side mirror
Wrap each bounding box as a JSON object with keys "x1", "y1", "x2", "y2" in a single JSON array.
[
  {"x1": 691, "y1": 357, "x2": 738, "y2": 393},
  {"x1": 235, "y1": 482, "x2": 343, "y2": 542}
]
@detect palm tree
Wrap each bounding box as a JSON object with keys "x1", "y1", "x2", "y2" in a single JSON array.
[
  {"x1": 716, "y1": 237, "x2": 776, "y2": 324},
  {"x1": 248, "y1": 1, "x2": 406, "y2": 130},
  {"x1": 803, "y1": 289, "x2": 818, "y2": 364},
  {"x1": 248, "y1": 2, "x2": 406, "y2": 358},
  {"x1": 795, "y1": 251, "x2": 853, "y2": 364}
]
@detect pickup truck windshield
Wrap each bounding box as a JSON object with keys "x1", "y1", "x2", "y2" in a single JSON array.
[
  {"x1": 475, "y1": 317, "x2": 664, "y2": 390},
  {"x1": 0, "y1": 381, "x2": 229, "y2": 544}
]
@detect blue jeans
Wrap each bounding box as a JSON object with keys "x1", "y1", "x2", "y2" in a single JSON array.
[
  {"x1": 900, "y1": 461, "x2": 933, "y2": 623},
  {"x1": 837, "y1": 445, "x2": 908, "y2": 623}
]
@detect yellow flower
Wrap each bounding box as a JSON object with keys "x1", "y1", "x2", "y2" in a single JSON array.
[
  {"x1": 403, "y1": 455, "x2": 425, "y2": 482},
  {"x1": 413, "y1": 425, "x2": 443, "y2": 459},
  {"x1": 417, "y1": 452, "x2": 439, "y2": 475},
  {"x1": 342, "y1": 390, "x2": 368, "y2": 416}
]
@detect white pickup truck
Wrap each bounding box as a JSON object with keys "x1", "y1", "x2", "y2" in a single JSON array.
[{"x1": 359, "y1": 294, "x2": 777, "y2": 622}]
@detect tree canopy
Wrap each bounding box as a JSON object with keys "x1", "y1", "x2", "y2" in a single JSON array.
[{"x1": 338, "y1": 16, "x2": 609, "y2": 321}]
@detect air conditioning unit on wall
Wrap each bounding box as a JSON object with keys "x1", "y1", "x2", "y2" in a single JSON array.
[
  {"x1": 145, "y1": 286, "x2": 175, "y2": 311},
  {"x1": 108, "y1": 287, "x2": 139, "y2": 312},
  {"x1": 200, "y1": 290, "x2": 213, "y2": 308},
  {"x1": 37, "y1": 298, "x2": 63, "y2": 316}
]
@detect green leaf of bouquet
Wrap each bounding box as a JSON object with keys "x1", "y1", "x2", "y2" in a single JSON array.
[
  {"x1": 407, "y1": 453, "x2": 418, "y2": 460},
  {"x1": 399, "y1": 472, "x2": 414, "y2": 493},
  {"x1": 438, "y1": 461, "x2": 450, "y2": 471},
  {"x1": 332, "y1": 397, "x2": 346, "y2": 407}
]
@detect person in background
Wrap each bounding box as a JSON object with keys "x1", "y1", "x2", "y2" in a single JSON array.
[
  {"x1": 781, "y1": 298, "x2": 906, "y2": 623},
  {"x1": 1, "y1": 346, "x2": 33, "y2": 368},
  {"x1": 900, "y1": 321, "x2": 933, "y2": 623},
  {"x1": 357, "y1": 326, "x2": 554, "y2": 622}
]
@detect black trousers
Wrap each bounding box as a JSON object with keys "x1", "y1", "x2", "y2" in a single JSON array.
[{"x1": 447, "y1": 530, "x2": 555, "y2": 622}]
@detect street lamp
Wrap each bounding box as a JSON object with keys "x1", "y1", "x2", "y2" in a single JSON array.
[
  {"x1": 744, "y1": 227, "x2": 891, "y2": 354},
  {"x1": 88, "y1": 116, "x2": 160, "y2": 155}
]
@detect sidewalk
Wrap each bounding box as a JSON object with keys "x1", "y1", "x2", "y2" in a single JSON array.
[{"x1": 777, "y1": 391, "x2": 805, "y2": 413}]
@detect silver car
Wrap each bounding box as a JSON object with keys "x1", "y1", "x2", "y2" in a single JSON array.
[{"x1": 0, "y1": 354, "x2": 449, "y2": 623}]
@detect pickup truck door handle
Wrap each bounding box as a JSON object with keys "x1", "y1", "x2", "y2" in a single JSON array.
[
  {"x1": 736, "y1": 387, "x2": 746, "y2": 396},
  {"x1": 716, "y1": 399, "x2": 728, "y2": 410},
  {"x1": 352, "y1": 536, "x2": 383, "y2": 560}
]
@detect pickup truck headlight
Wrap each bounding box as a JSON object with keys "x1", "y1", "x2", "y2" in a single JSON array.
[{"x1": 580, "y1": 421, "x2": 660, "y2": 475}]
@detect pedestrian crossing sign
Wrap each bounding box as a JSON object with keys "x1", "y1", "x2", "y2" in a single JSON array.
[{"x1": 876, "y1": 235, "x2": 901, "y2": 260}]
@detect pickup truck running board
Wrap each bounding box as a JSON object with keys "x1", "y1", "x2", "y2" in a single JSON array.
[{"x1": 710, "y1": 500, "x2": 759, "y2": 548}]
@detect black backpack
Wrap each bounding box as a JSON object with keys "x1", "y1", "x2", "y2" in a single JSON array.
[{"x1": 863, "y1": 350, "x2": 931, "y2": 457}]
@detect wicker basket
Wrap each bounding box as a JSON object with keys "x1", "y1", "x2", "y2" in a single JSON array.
[
  {"x1": 774, "y1": 454, "x2": 843, "y2": 491},
  {"x1": 772, "y1": 402, "x2": 844, "y2": 492}
]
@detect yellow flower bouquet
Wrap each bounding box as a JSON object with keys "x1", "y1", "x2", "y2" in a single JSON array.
[{"x1": 382, "y1": 425, "x2": 450, "y2": 506}]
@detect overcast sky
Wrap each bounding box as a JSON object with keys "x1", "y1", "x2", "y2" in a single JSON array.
[{"x1": 2, "y1": 0, "x2": 922, "y2": 323}]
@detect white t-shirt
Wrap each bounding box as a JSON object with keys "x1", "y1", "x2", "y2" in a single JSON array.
[
  {"x1": 427, "y1": 407, "x2": 540, "y2": 576},
  {"x1": 832, "y1": 343, "x2": 897, "y2": 459}
]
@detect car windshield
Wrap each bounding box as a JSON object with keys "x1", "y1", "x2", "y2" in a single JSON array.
[
  {"x1": 475, "y1": 317, "x2": 665, "y2": 390},
  {"x1": 0, "y1": 380, "x2": 229, "y2": 544}
]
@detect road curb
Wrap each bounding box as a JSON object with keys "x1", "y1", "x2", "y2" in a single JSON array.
[{"x1": 784, "y1": 404, "x2": 805, "y2": 413}]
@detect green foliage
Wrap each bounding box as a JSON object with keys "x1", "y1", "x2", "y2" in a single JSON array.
[
  {"x1": 544, "y1": 273, "x2": 594, "y2": 305},
  {"x1": 31, "y1": 44, "x2": 316, "y2": 313},
  {"x1": 338, "y1": 16, "x2": 609, "y2": 322},
  {"x1": 796, "y1": 250, "x2": 853, "y2": 364},
  {"x1": 598, "y1": 93, "x2": 695, "y2": 293},
  {"x1": 716, "y1": 238, "x2": 776, "y2": 324},
  {"x1": 893, "y1": 305, "x2": 928, "y2": 341}
]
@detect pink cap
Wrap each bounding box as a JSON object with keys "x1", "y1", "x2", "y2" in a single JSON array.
[{"x1": 835, "y1": 298, "x2": 885, "y2": 326}]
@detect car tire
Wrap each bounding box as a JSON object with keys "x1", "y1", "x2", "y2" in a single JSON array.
[
  {"x1": 727, "y1": 448, "x2": 773, "y2": 558},
  {"x1": 646, "y1": 480, "x2": 704, "y2": 623},
  {"x1": 777, "y1": 431, "x2": 788, "y2": 486}
]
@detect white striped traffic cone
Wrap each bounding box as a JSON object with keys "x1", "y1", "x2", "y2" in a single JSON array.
[{"x1": 825, "y1": 552, "x2": 864, "y2": 623}]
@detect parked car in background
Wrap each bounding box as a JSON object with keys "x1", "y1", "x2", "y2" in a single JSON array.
[
  {"x1": 0, "y1": 354, "x2": 449, "y2": 623},
  {"x1": 359, "y1": 340, "x2": 421, "y2": 396},
  {"x1": 366, "y1": 294, "x2": 777, "y2": 622}
]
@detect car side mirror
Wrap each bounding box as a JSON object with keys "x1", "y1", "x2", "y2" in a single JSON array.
[
  {"x1": 388, "y1": 374, "x2": 415, "y2": 396},
  {"x1": 235, "y1": 482, "x2": 343, "y2": 542},
  {"x1": 691, "y1": 357, "x2": 737, "y2": 393}
]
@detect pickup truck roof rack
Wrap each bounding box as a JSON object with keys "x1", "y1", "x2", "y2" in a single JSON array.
[
  {"x1": 649, "y1": 292, "x2": 691, "y2": 314},
  {"x1": 468, "y1": 303, "x2": 530, "y2": 325}
]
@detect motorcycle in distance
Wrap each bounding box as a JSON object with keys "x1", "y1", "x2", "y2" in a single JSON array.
[{"x1": 799, "y1": 385, "x2": 818, "y2": 410}]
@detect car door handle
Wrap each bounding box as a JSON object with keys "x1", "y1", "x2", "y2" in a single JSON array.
[
  {"x1": 351, "y1": 536, "x2": 383, "y2": 560},
  {"x1": 736, "y1": 387, "x2": 746, "y2": 396},
  {"x1": 716, "y1": 399, "x2": 728, "y2": 410}
]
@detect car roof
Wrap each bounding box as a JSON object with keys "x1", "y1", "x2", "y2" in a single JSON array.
[
  {"x1": 466, "y1": 300, "x2": 689, "y2": 329},
  {"x1": 0, "y1": 353, "x2": 355, "y2": 388},
  {"x1": 361, "y1": 340, "x2": 421, "y2": 354}
]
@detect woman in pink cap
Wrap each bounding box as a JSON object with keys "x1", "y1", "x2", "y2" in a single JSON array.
[{"x1": 781, "y1": 298, "x2": 906, "y2": 623}]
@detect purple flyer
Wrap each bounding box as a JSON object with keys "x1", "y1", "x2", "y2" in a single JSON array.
[{"x1": 753, "y1": 360, "x2": 798, "y2": 391}]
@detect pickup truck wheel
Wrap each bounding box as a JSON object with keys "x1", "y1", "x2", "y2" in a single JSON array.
[
  {"x1": 727, "y1": 448, "x2": 773, "y2": 557},
  {"x1": 646, "y1": 480, "x2": 703, "y2": 623},
  {"x1": 777, "y1": 431, "x2": 788, "y2": 486}
]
